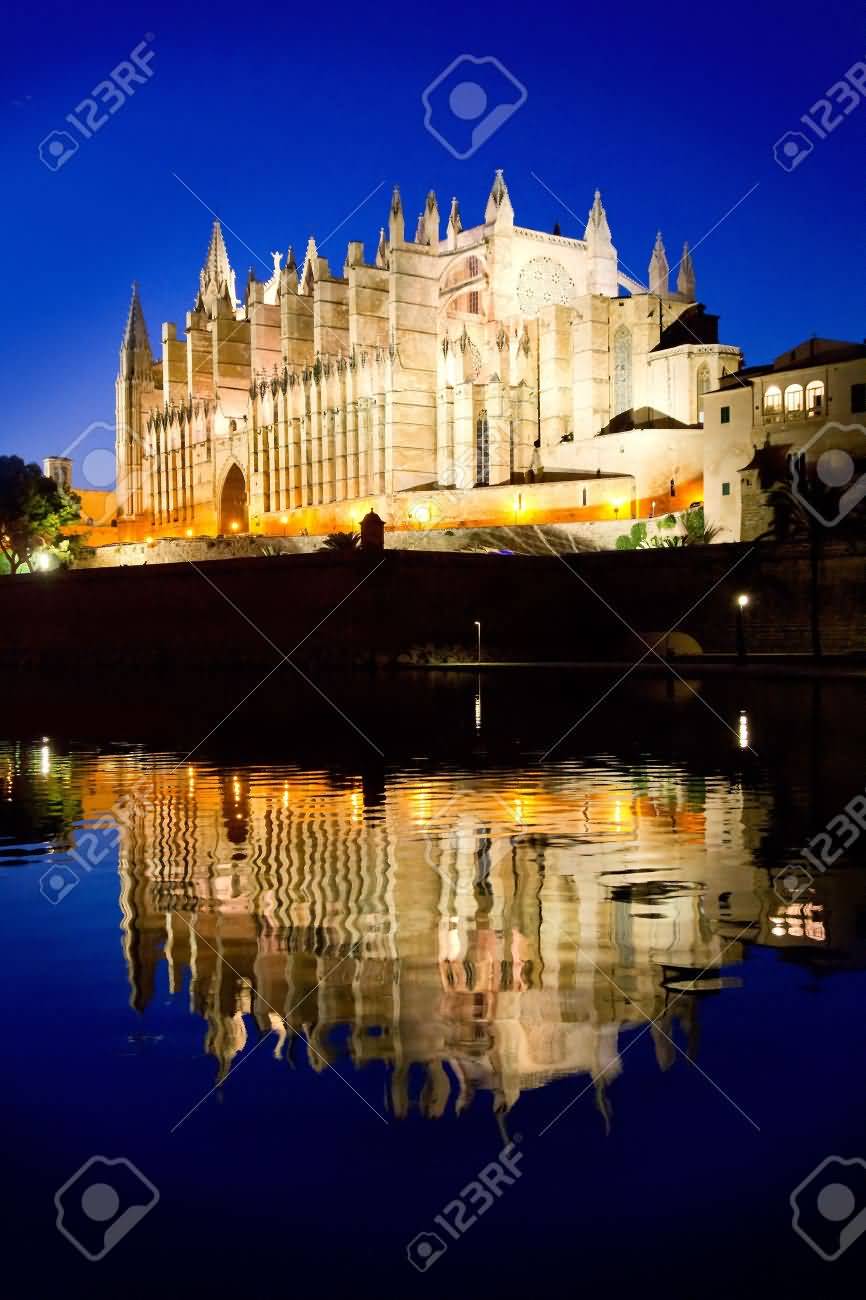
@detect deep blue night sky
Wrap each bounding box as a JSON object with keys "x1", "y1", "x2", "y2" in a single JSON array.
[{"x1": 2, "y1": 0, "x2": 864, "y2": 470}]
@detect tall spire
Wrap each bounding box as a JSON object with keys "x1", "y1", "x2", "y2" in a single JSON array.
[
  {"x1": 584, "y1": 190, "x2": 618, "y2": 297},
  {"x1": 676, "y1": 240, "x2": 696, "y2": 300},
  {"x1": 198, "y1": 220, "x2": 237, "y2": 316},
  {"x1": 648, "y1": 230, "x2": 669, "y2": 297},
  {"x1": 119, "y1": 282, "x2": 152, "y2": 377},
  {"x1": 484, "y1": 168, "x2": 514, "y2": 225}
]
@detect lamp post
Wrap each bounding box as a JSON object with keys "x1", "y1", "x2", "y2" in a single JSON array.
[
  {"x1": 735, "y1": 593, "x2": 749, "y2": 662},
  {"x1": 474, "y1": 620, "x2": 481, "y2": 664}
]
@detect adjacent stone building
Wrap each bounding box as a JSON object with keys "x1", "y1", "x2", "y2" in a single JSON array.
[
  {"x1": 110, "y1": 172, "x2": 742, "y2": 542},
  {"x1": 702, "y1": 337, "x2": 866, "y2": 541}
]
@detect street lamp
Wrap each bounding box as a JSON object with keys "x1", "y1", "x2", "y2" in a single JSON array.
[
  {"x1": 735, "y1": 593, "x2": 750, "y2": 662},
  {"x1": 474, "y1": 620, "x2": 481, "y2": 664}
]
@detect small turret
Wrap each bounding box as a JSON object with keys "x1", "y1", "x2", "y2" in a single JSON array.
[{"x1": 648, "y1": 231, "x2": 669, "y2": 297}]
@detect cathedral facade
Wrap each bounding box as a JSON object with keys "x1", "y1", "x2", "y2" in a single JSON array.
[{"x1": 113, "y1": 172, "x2": 742, "y2": 542}]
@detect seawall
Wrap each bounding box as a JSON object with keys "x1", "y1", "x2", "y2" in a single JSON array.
[{"x1": 2, "y1": 542, "x2": 865, "y2": 672}]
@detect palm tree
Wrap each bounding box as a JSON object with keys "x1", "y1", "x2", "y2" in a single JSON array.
[{"x1": 321, "y1": 531, "x2": 360, "y2": 552}]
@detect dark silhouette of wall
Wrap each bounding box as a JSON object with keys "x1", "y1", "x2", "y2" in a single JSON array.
[{"x1": 1, "y1": 542, "x2": 864, "y2": 672}]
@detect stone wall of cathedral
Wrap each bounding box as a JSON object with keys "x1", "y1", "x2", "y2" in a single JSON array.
[{"x1": 113, "y1": 175, "x2": 742, "y2": 545}]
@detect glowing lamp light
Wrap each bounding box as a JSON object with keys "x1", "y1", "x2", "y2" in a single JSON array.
[
  {"x1": 145, "y1": 535, "x2": 154, "y2": 545},
  {"x1": 737, "y1": 593, "x2": 750, "y2": 608},
  {"x1": 35, "y1": 552, "x2": 52, "y2": 571},
  {"x1": 230, "y1": 520, "x2": 240, "y2": 532},
  {"x1": 280, "y1": 516, "x2": 289, "y2": 525},
  {"x1": 185, "y1": 527, "x2": 194, "y2": 538},
  {"x1": 412, "y1": 504, "x2": 431, "y2": 525}
]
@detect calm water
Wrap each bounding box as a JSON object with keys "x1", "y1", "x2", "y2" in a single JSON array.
[{"x1": 2, "y1": 672, "x2": 866, "y2": 1293}]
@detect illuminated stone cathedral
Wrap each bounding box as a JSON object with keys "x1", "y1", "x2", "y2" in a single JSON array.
[{"x1": 112, "y1": 171, "x2": 743, "y2": 543}]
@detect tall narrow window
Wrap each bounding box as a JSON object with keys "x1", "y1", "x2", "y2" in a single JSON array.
[
  {"x1": 613, "y1": 326, "x2": 632, "y2": 416},
  {"x1": 696, "y1": 364, "x2": 710, "y2": 423},
  {"x1": 784, "y1": 383, "x2": 804, "y2": 417},
  {"x1": 764, "y1": 385, "x2": 782, "y2": 418},
  {"x1": 805, "y1": 380, "x2": 824, "y2": 416},
  {"x1": 475, "y1": 410, "x2": 490, "y2": 486}
]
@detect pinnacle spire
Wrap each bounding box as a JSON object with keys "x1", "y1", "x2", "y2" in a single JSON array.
[
  {"x1": 121, "y1": 281, "x2": 151, "y2": 356},
  {"x1": 375, "y1": 227, "x2": 389, "y2": 268},
  {"x1": 585, "y1": 189, "x2": 612, "y2": 245},
  {"x1": 198, "y1": 219, "x2": 237, "y2": 315},
  {"x1": 676, "y1": 240, "x2": 696, "y2": 299},
  {"x1": 415, "y1": 212, "x2": 425, "y2": 243},
  {"x1": 423, "y1": 190, "x2": 440, "y2": 246},
  {"x1": 388, "y1": 184, "x2": 404, "y2": 244},
  {"x1": 648, "y1": 230, "x2": 669, "y2": 297},
  {"x1": 484, "y1": 168, "x2": 513, "y2": 223},
  {"x1": 449, "y1": 196, "x2": 462, "y2": 232}
]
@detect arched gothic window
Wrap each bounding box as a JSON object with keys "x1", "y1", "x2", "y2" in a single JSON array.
[
  {"x1": 475, "y1": 410, "x2": 490, "y2": 486},
  {"x1": 613, "y1": 326, "x2": 632, "y2": 416}
]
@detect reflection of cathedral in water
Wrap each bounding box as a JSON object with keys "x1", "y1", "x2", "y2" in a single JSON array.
[{"x1": 73, "y1": 759, "x2": 822, "y2": 1116}]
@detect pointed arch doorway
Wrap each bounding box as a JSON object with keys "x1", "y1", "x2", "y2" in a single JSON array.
[{"x1": 219, "y1": 463, "x2": 248, "y2": 533}]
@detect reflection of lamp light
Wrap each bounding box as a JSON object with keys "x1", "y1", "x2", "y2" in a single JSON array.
[
  {"x1": 474, "y1": 619, "x2": 481, "y2": 663},
  {"x1": 738, "y1": 710, "x2": 749, "y2": 749}
]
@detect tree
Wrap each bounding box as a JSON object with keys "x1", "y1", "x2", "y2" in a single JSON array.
[
  {"x1": 321, "y1": 531, "x2": 360, "y2": 552},
  {"x1": 0, "y1": 456, "x2": 81, "y2": 575}
]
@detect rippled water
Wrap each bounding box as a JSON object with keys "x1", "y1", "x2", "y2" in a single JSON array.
[{"x1": 2, "y1": 677, "x2": 865, "y2": 1294}]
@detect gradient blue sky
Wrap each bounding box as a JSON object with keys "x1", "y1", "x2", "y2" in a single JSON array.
[{"x1": 2, "y1": 0, "x2": 863, "y2": 474}]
